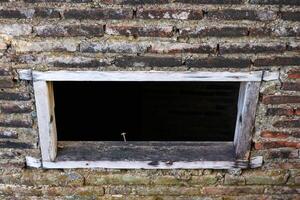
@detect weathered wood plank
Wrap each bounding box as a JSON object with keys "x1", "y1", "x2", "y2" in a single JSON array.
[
  {"x1": 33, "y1": 81, "x2": 57, "y2": 161},
  {"x1": 56, "y1": 141, "x2": 235, "y2": 162},
  {"x1": 31, "y1": 71, "x2": 264, "y2": 82},
  {"x1": 234, "y1": 82, "x2": 261, "y2": 160}
]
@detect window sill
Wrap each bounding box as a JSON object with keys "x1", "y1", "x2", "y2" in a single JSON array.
[{"x1": 38, "y1": 141, "x2": 263, "y2": 169}]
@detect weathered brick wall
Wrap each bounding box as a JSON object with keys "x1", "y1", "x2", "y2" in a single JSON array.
[{"x1": 0, "y1": 0, "x2": 299, "y2": 199}]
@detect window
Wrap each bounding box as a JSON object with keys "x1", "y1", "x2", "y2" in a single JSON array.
[{"x1": 22, "y1": 70, "x2": 277, "y2": 169}]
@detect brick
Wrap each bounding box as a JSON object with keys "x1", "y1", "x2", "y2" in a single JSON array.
[
  {"x1": 186, "y1": 57, "x2": 251, "y2": 68},
  {"x1": 262, "y1": 95, "x2": 300, "y2": 104},
  {"x1": 189, "y1": 175, "x2": 218, "y2": 185},
  {"x1": 220, "y1": 43, "x2": 286, "y2": 54},
  {"x1": 137, "y1": 9, "x2": 203, "y2": 20},
  {"x1": 265, "y1": 186, "x2": 300, "y2": 194},
  {"x1": 180, "y1": 27, "x2": 249, "y2": 38},
  {"x1": 264, "y1": 149, "x2": 299, "y2": 159},
  {"x1": 25, "y1": 0, "x2": 92, "y2": 2},
  {"x1": 254, "y1": 57, "x2": 300, "y2": 67},
  {"x1": 295, "y1": 108, "x2": 300, "y2": 115},
  {"x1": 114, "y1": 56, "x2": 182, "y2": 68},
  {"x1": 116, "y1": 0, "x2": 170, "y2": 4},
  {"x1": 80, "y1": 41, "x2": 150, "y2": 54},
  {"x1": 0, "y1": 8, "x2": 60, "y2": 19},
  {"x1": 282, "y1": 82, "x2": 300, "y2": 91},
  {"x1": 0, "y1": 118, "x2": 32, "y2": 128},
  {"x1": 0, "y1": 10, "x2": 27, "y2": 19},
  {"x1": 106, "y1": 25, "x2": 174, "y2": 37},
  {"x1": 273, "y1": 119, "x2": 300, "y2": 128},
  {"x1": 44, "y1": 186, "x2": 105, "y2": 197},
  {"x1": 288, "y1": 69, "x2": 300, "y2": 79},
  {"x1": 151, "y1": 176, "x2": 185, "y2": 185},
  {"x1": 52, "y1": 60, "x2": 108, "y2": 68},
  {"x1": 21, "y1": 170, "x2": 84, "y2": 186},
  {"x1": 224, "y1": 174, "x2": 245, "y2": 185},
  {"x1": 0, "y1": 102, "x2": 32, "y2": 114},
  {"x1": 243, "y1": 170, "x2": 289, "y2": 185},
  {"x1": 174, "y1": 0, "x2": 242, "y2": 4},
  {"x1": 249, "y1": 27, "x2": 272, "y2": 37},
  {"x1": 0, "y1": 130, "x2": 18, "y2": 139},
  {"x1": 266, "y1": 108, "x2": 294, "y2": 116},
  {"x1": 255, "y1": 141, "x2": 300, "y2": 149},
  {"x1": 0, "y1": 79, "x2": 14, "y2": 88},
  {"x1": 0, "y1": 69, "x2": 11, "y2": 76},
  {"x1": 0, "y1": 141, "x2": 33, "y2": 149},
  {"x1": 35, "y1": 25, "x2": 104, "y2": 37},
  {"x1": 0, "y1": 24, "x2": 32, "y2": 36},
  {"x1": 0, "y1": 92, "x2": 31, "y2": 101},
  {"x1": 207, "y1": 10, "x2": 276, "y2": 21},
  {"x1": 33, "y1": 8, "x2": 60, "y2": 18},
  {"x1": 281, "y1": 12, "x2": 300, "y2": 21},
  {"x1": 150, "y1": 42, "x2": 215, "y2": 54},
  {"x1": 249, "y1": 0, "x2": 300, "y2": 5},
  {"x1": 64, "y1": 9, "x2": 132, "y2": 20},
  {"x1": 261, "y1": 131, "x2": 290, "y2": 139},
  {"x1": 12, "y1": 39, "x2": 78, "y2": 53},
  {"x1": 85, "y1": 174, "x2": 151, "y2": 185},
  {"x1": 202, "y1": 186, "x2": 264, "y2": 195}
]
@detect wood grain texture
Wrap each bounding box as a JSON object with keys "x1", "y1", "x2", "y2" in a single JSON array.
[
  {"x1": 234, "y1": 81, "x2": 261, "y2": 160},
  {"x1": 33, "y1": 81, "x2": 57, "y2": 161},
  {"x1": 31, "y1": 70, "x2": 264, "y2": 82}
]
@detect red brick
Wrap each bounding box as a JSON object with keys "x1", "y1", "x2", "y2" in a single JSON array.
[
  {"x1": 266, "y1": 108, "x2": 294, "y2": 116},
  {"x1": 273, "y1": 120, "x2": 300, "y2": 128},
  {"x1": 255, "y1": 141, "x2": 300, "y2": 149},
  {"x1": 186, "y1": 57, "x2": 251, "y2": 68},
  {"x1": 106, "y1": 25, "x2": 174, "y2": 37},
  {"x1": 295, "y1": 108, "x2": 300, "y2": 115},
  {"x1": 150, "y1": 43, "x2": 215, "y2": 54},
  {"x1": 207, "y1": 10, "x2": 276, "y2": 21},
  {"x1": 282, "y1": 82, "x2": 300, "y2": 91},
  {"x1": 137, "y1": 9, "x2": 203, "y2": 20},
  {"x1": 220, "y1": 43, "x2": 286, "y2": 54},
  {"x1": 288, "y1": 70, "x2": 300, "y2": 79},
  {"x1": 64, "y1": 9, "x2": 132, "y2": 20},
  {"x1": 261, "y1": 131, "x2": 289, "y2": 139},
  {"x1": 254, "y1": 57, "x2": 300, "y2": 67},
  {"x1": 249, "y1": 27, "x2": 272, "y2": 37},
  {"x1": 180, "y1": 27, "x2": 249, "y2": 38},
  {"x1": 114, "y1": 56, "x2": 182, "y2": 68},
  {"x1": 35, "y1": 25, "x2": 104, "y2": 37},
  {"x1": 262, "y1": 95, "x2": 300, "y2": 104}
]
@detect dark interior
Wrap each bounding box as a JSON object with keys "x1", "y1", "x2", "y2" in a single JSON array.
[{"x1": 53, "y1": 81, "x2": 240, "y2": 141}]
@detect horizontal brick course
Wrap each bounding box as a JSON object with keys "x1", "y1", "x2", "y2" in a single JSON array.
[
  {"x1": 114, "y1": 56, "x2": 182, "y2": 67},
  {"x1": 282, "y1": 83, "x2": 300, "y2": 91},
  {"x1": 255, "y1": 141, "x2": 300, "y2": 149},
  {"x1": 266, "y1": 108, "x2": 294, "y2": 116},
  {"x1": 273, "y1": 119, "x2": 300, "y2": 128},
  {"x1": 35, "y1": 25, "x2": 104, "y2": 37},
  {"x1": 106, "y1": 25, "x2": 174, "y2": 37},
  {"x1": 220, "y1": 43, "x2": 286, "y2": 54},
  {"x1": 136, "y1": 9, "x2": 203, "y2": 20},
  {"x1": 186, "y1": 57, "x2": 251, "y2": 68},
  {"x1": 207, "y1": 10, "x2": 276, "y2": 21},
  {"x1": 263, "y1": 95, "x2": 300, "y2": 104},
  {"x1": 64, "y1": 9, "x2": 132, "y2": 20},
  {"x1": 281, "y1": 12, "x2": 300, "y2": 21},
  {"x1": 180, "y1": 27, "x2": 249, "y2": 37},
  {"x1": 254, "y1": 57, "x2": 300, "y2": 67},
  {"x1": 249, "y1": 0, "x2": 300, "y2": 5}
]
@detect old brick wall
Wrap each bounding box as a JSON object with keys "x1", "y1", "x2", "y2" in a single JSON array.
[{"x1": 0, "y1": 0, "x2": 299, "y2": 199}]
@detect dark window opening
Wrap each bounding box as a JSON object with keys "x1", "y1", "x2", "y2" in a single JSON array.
[{"x1": 54, "y1": 82, "x2": 240, "y2": 141}]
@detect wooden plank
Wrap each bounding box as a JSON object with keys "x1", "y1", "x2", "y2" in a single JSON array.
[
  {"x1": 55, "y1": 141, "x2": 235, "y2": 162},
  {"x1": 32, "y1": 71, "x2": 264, "y2": 82},
  {"x1": 33, "y1": 81, "x2": 57, "y2": 161},
  {"x1": 234, "y1": 81, "x2": 261, "y2": 160}
]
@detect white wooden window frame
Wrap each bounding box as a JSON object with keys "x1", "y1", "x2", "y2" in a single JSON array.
[{"x1": 20, "y1": 70, "x2": 279, "y2": 169}]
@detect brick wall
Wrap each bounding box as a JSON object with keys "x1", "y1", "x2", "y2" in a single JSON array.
[{"x1": 0, "y1": 0, "x2": 299, "y2": 199}]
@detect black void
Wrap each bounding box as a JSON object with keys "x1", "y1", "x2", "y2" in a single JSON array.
[{"x1": 53, "y1": 81, "x2": 240, "y2": 141}]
